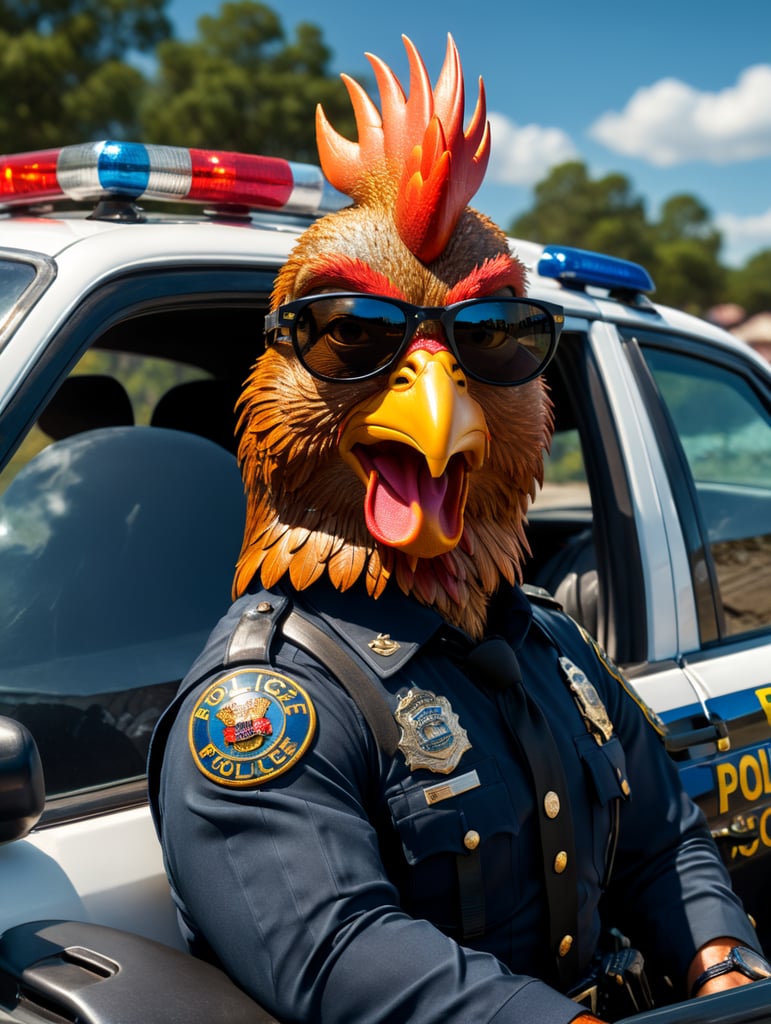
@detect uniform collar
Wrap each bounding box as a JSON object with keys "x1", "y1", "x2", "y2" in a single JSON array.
[
  {"x1": 294, "y1": 578, "x2": 443, "y2": 679},
  {"x1": 288, "y1": 579, "x2": 534, "y2": 679}
]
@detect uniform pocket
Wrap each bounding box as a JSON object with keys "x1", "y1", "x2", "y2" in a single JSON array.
[
  {"x1": 574, "y1": 732, "x2": 630, "y2": 806},
  {"x1": 574, "y1": 732, "x2": 630, "y2": 883},
  {"x1": 387, "y1": 758, "x2": 523, "y2": 930}
]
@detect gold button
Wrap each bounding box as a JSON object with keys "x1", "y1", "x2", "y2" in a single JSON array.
[
  {"x1": 558, "y1": 935, "x2": 574, "y2": 957},
  {"x1": 463, "y1": 830, "x2": 480, "y2": 851},
  {"x1": 544, "y1": 791, "x2": 560, "y2": 819},
  {"x1": 621, "y1": 779, "x2": 631, "y2": 796},
  {"x1": 553, "y1": 851, "x2": 568, "y2": 874}
]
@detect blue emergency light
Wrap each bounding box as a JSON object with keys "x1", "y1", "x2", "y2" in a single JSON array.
[{"x1": 537, "y1": 245, "x2": 655, "y2": 295}]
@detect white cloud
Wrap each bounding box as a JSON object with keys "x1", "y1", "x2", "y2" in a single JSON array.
[
  {"x1": 486, "y1": 111, "x2": 578, "y2": 185},
  {"x1": 589, "y1": 64, "x2": 771, "y2": 166},
  {"x1": 717, "y1": 207, "x2": 771, "y2": 266}
]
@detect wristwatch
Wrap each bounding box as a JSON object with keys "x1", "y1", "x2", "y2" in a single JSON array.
[{"x1": 691, "y1": 946, "x2": 771, "y2": 998}]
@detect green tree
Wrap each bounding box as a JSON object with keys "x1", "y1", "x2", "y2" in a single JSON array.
[
  {"x1": 508, "y1": 161, "x2": 656, "y2": 268},
  {"x1": 652, "y1": 238, "x2": 726, "y2": 315},
  {"x1": 141, "y1": 2, "x2": 358, "y2": 161},
  {"x1": 726, "y1": 250, "x2": 771, "y2": 316},
  {"x1": 509, "y1": 162, "x2": 729, "y2": 313},
  {"x1": 655, "y1": 194, "x2": 721, "y2": 253},
  {"x1": 0, "y1": 0, "x2": 172, "y2": 151},
  {"x1": 649, "y1": 194, "x2": 725, "y2": 312}
]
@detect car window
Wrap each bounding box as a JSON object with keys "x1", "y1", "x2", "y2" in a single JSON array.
[
  {"x1": 525, "y1": 337, "x2": 607, "y2": 646},
  {"x1": 1, "y1": 351, "x2": 211, "y2": 496},
  {"x1": 0, "y1": 259, "x2": 36, "y2": 323},
  {"x1": 0, "y1": 424, "x2": 245, "y2": 799},
  {"x1": 0, "y1": 253, "x2": 56, "y2": 345},
  {"x1": 643, "y1": 346, "x2": 771, "y2": 639},
  {"x1": 541, "y1": 427, "x2": 590, "y2": 510},
  {"x1": 0, "y1": 298, "x2": 263, "y2": 805}
]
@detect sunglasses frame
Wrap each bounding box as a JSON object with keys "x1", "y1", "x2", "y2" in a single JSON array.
[{"x1": 264, "y1": 292, "x2": 565, "y2": 386}]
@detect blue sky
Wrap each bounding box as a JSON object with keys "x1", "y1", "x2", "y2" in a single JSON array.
[{"x1": 168, "y1": 0, "x2": 771, "y2": 267}]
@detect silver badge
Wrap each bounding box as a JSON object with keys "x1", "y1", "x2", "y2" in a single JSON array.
[
  {"x1": 559, "y1": 656, "x2": 614, "y2": 743},
  {"x1": 394, "y1": 689, "x2": 471, "y2": 774}
]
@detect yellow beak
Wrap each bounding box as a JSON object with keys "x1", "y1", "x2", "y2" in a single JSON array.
[{"x1": 339, "y1": 347, "x2": 489, "y2": 558}]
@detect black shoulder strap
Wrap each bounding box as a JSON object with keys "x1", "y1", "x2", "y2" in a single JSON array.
[
  {"x1": 224, "y1": 599, "x2": 399, "y2": 756},
  {"x1": 281, "y1": 610, "x2": 400, "y2": 756}
]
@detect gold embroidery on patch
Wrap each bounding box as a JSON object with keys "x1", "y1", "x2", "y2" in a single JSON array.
[{"x1": 189, "y1": 668, "x2": 316, "y2": 788}]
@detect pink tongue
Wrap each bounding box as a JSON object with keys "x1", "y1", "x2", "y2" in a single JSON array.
[{"x1": 363, "y1": 448, "x2": 451, "y2": 546}]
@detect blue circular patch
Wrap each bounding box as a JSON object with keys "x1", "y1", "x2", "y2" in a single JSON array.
[{"x1": 188, "y1": 668, "x2": 316, "y2": 787}]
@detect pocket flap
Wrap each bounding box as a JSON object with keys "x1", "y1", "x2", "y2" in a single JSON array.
[{"x1": 388, "y1": 759, "x2": 520, "y2": 865}]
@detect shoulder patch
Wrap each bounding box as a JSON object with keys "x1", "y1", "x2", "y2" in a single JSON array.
[{"x1": 189, "y1": 668, "x2": 316, "y2": 787}]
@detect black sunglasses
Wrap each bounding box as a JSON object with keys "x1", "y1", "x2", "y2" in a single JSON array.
[{"x1": 264, "y1": 292, "x2": 564, "y2": 386}]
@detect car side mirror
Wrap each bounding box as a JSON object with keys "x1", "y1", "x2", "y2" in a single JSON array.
[{"x1": 0, "y1": 716, "x2": 45, "y2": 843}]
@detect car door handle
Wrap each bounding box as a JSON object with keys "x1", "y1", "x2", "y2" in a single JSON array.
[{"x1": 664, "y1": 711, "x2": 730, "y2": 754}]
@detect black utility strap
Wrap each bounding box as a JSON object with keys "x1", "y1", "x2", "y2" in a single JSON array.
[
  {"x1": 281, "y1": 610, "x2": 401, "y2": 757},
  {"x1": 223, "y1": 601, "x2": 400, "y2": 757},
  {"x1": 465, "y1": 638, "x2": 581, "y2": 989},
  {"x1": 456, "y1": 849, "x2": 486, "y2": 938}
]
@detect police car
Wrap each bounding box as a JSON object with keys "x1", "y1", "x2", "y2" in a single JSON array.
[{"x1": 1, "y1": 141, "x2": 770, "y2": 1023}]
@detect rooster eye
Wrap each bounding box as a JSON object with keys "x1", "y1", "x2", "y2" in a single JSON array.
[
  {"x1": 326, "y1": 315, "x2": 371, "y2": 348},
  {"x1": 457, "y1": 324, "x2": 509, "y2": 351}
]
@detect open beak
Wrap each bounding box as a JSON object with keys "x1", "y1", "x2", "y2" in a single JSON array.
[{"x1": 339, "y1": 346, "x2": 489, "y2": 559}]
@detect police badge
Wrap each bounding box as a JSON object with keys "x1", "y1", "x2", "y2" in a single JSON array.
[
  {"x1": 559, "y1": 656, "x2": 614, "y2": 744},
  {"x1": 394, "y1": 689, "x2": 471, "y2": 774}
]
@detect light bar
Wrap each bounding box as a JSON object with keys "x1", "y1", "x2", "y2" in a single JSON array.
[
  {"x1": 0, "y1": 140, "x2": 349, "y2": 215},
  {"x1": 537, "y1": 244, "x2": 655, "y2": 294}
]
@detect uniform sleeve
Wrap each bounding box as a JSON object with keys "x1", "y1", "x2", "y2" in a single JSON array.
[
  {"x1": 590, "y1": 642, "x2": 759, "y2": 992},
  {"x1": 157, "y1": 658, "x2": 583, "y2": 1024}
]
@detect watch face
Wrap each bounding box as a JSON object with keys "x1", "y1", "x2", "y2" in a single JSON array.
[{"x1": 734, "y1": 947, "x2": 771, "y2": 979}]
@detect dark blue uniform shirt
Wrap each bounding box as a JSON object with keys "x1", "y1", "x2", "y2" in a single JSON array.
[{"x1": 149, "y1": 580, "x2": 756, "y2": 1023}]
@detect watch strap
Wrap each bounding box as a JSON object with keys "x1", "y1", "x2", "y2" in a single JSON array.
[
  {"x1": 691, "y1": 958, "x2": 739, "y2": 997},
  {"x1": 690, "y1": 947, "x2": 771, "y2": 998}
]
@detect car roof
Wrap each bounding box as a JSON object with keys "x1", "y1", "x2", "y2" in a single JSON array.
[
  {"x1": 1, "y1": 201, "x2": 766, "y2": 376},
  {"x1": 0, "y1": 208, "x2": 302, "y2": 263}
]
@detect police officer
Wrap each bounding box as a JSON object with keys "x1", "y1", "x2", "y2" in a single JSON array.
[
  {"x1": 149, "y1": 574, "x2": 765, "y2": 1022},
  {"x1": 149, "y1": 34, "x2": 767, "y2": 1024}
]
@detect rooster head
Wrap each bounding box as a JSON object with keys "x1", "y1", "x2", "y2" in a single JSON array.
[{"x1": 234, "y1": 35, "x2": 560, "y2": 638}]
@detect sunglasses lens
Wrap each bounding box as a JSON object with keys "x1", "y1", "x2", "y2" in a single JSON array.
[
  {"x1": 294, "y1": 296, "x2": 407, "y2": 380},
  {"x1": 453, "y1": 300, "x2": 555, "y2": 383}
]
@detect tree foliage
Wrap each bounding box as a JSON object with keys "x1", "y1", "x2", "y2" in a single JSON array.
[
  {"x1": 726, "y1": 251, "x2": 771, "y2": 316},
  {"x1": 140, "y1": 2, "x2": 357, "y2": 160},
  {"x1": 510, "y1": 162, "x2": 656, "y2": 268},
  {"x1": 0, "y1": 0, "x2": 767, "y2": 318},
  {"x1": 507, "y1": 161, "x2": 732, "y2": 312},
  {"x1": 0, "y1": 0, "x2": 172, "y2": 149}
]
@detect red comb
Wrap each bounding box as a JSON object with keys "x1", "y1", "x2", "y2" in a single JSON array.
[{"x1": 316, "y1": 35, "x2": 490, "y2": 263}]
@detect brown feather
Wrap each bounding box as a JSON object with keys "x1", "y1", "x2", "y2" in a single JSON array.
[
  {"x1": 235, "y1": 175, "x2": 552, "y2": 638},
  {"x1": 235, "y1": 295, "x2": 552, "y2": 637},
  {"x1": 288, "y1": 542, "x2": 327, "y2": 591},
  {"x1": 327, "y1": 542, "x2": 368, "y2": 592}
]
